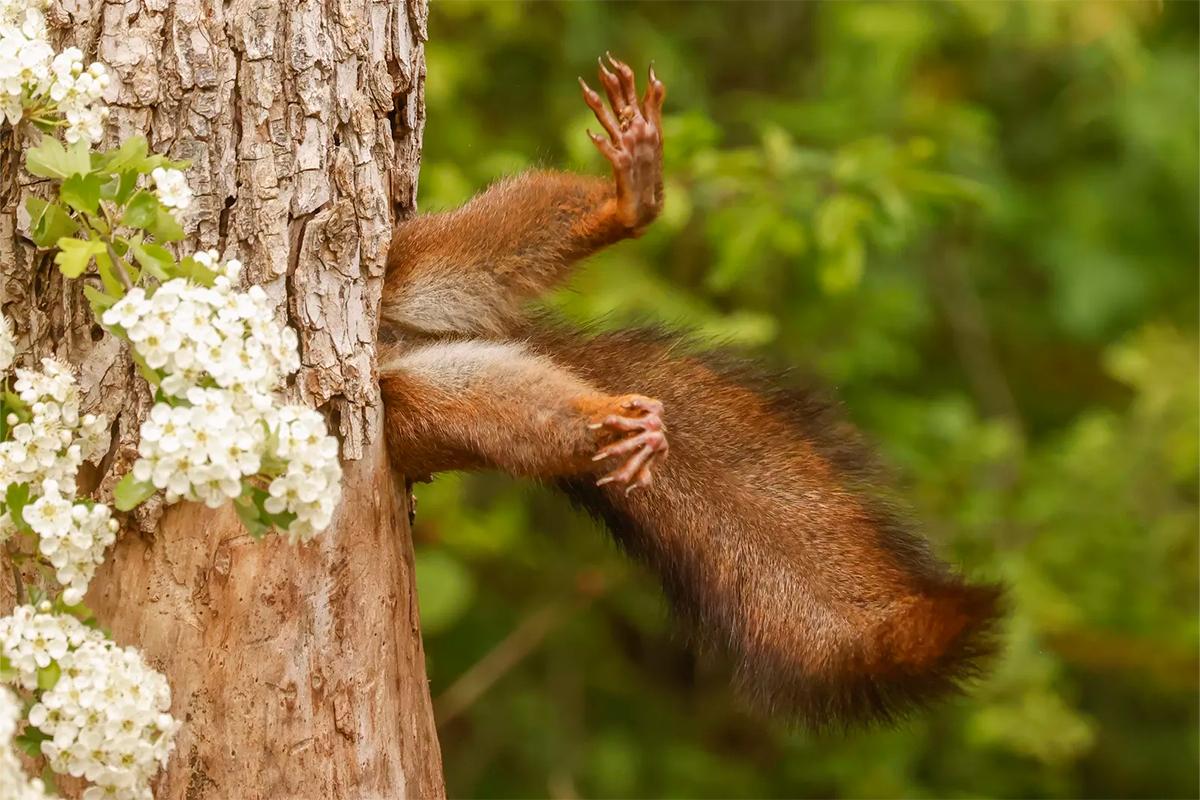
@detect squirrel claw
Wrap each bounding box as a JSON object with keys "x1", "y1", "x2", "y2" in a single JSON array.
[
  {"x1": 590, "y1": 394, "x2": 668, "y2": 492},
  {"x1": 582, "y1": 53, "x2": 665, "y2": 231}
]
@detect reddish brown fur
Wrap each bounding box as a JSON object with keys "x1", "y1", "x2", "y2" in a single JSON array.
[
  {"x1": 528, "y1": 322, "x2": 1002, "y2": 726},
  {"x1": 377, "y1": 56, "x2": 1003, "y2": 729}
]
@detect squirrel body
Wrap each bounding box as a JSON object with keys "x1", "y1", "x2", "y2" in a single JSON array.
[{"x1": 379, "y1": 56, "x2": 1002, "y2": 729}]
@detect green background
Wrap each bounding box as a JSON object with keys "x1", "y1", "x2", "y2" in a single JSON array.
[{"x1": 410, "y1": 3, "x2": 1199, "y2": 797}]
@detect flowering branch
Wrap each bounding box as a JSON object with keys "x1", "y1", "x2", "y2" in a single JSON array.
[{"x1": 0, "y1": 0, "x2": 345, "y2": 796}]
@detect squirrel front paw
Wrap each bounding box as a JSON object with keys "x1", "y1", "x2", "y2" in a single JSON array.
[{"x1": 588, "y1": 394, "x2": 668, "y2": 493}]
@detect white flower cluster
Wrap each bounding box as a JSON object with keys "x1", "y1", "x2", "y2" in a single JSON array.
[
  {"x1": 1, "y1": 359, "x2": 111, "y2": 492},
  {"x1": 0, "y1": 352, "x2": 114, "y2": 604},
  {"x1": 101, "y1": 258, "x2": 299, "y2": 399},
  {"x1": 47, "y1": 47, "x2": 110, "y2": 145},
  {"x1": 0, "y1": 311, "x2": 13, "y2": 372},
  {"x1": 264, "y1": 405, "x2": 342, "y2": 542},
  {"x1": 132, "y1": 386, "x2": 265, "y2": 508},
  {"x1": 0, "y1": 2, "x2": 109, "y2": 144},
  {"x1": 0, "y1": 607, "x2": 179, "y2": 800},
  {"x1": 1, "y1": 685, "x2": 51, "y2": 800},
  {"x1": 26, "y1": 479, "x2": 118, "y2": 606},
  {"x1": 149, "y1": 167, "x2": 192, "y2": 211},
  {"x1": 100, "y1": 252, "x2": 340, "y2": 542},
  {"x1": 0, "y1": 0, "x2": 53, "y2": 126}
]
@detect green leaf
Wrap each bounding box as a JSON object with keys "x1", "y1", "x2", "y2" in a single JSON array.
[
  {"x1": 100, "y1": 170, "x2": 141, "y2": 206},
  {"x1": 53, "y1": 238, "x2": 106, "y2": 278},
  {"x1": 5, "y1": 482, "x2": 33, "y2": 534},
  {"x1": 174, "y1": 256, "x2": 218, "y2": 287},
  {"x1": 815, "y1": 192, "x2": 871, "y2": 249},
  {"x1": 59, "y1": 173, "x2": 105, "y2": 216},
  {"x1": 92, "y1": 136, "x2": 149, "y2": 174},
  {"x1": 234, "y1": 491, "x2": 267, "y2": 541},
  {"x1": 25, "y1": 198, "x2": 79, "y2": 248},
  {"x1": 248, "y1": 485, "x2": 297, "y2": 531},
  {"x1": 84, "y1": 285, "x2": 118, "y2": 321},
  {"x1": 94, "y1": 250, "x2": 123, "y2": 296},
  {"x1": 41, "y1": 764, "x2": 58, "y2": 795},
  {"x1": 0, "y1": 652, "x2": 17, "y2": 683},
  {"x1": 122, "y1": 191, "x2": 159, "y2": 229},
  {"x1": 14, "y1": 726, "x2": 49, "y2": 758},
  {"x1": 25, "y1": 137, "x2": 92, "y2": 179},
  {"x1": 818, "y1": 237, "x2": 865, "y2": 295},
  {"x1": 36, "y1": 661, "x2": 60, "y2": 691},
  {"x1": 2, "y1": 391, "x2": 31, "y2": 426},
  {"x1": 130, "y1": 240, "x2": 176, "y2": 281},
  {"x1": 92, "y1": 136, "x2": 186, "y2": 176},
  {"x1": 129, "y1": 350, "x2": 161, "y2": 386},
  {"x1": 114, "y1": 473, "x2": 156, "y2": 511},
  {"x1": 147, "y1": 207, "x2": 186, "y2": 243}
]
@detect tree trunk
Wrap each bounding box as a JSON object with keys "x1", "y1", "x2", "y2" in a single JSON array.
[{"x1": 0, "y1": 0, "x2": 444, "y2": 798}]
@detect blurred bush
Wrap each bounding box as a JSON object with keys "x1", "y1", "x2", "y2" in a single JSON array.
[{"x1": 411, "y1": 2, "x2": 1198, "y2": 797}]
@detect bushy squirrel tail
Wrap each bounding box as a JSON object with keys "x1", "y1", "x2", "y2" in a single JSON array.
[{"x1": 526, "y1": 322, "x2": 1004, "y2": 728}]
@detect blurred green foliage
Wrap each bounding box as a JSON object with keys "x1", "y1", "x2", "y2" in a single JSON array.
[{"x1": 410, "y1": 2, "x2": 1198, "y2": 797}]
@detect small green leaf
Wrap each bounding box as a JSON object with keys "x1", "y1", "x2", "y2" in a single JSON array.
[
  {"x1": 84, "y1": 285, "x2": 118, "y2": 321},
  {"x1": 15, "y1": 726, "x2": 49, "y2": 758},
  {"x1": 130, "y1": 240, "x2": 176, "y2": 280},
  {"x1": 53, "y1": 594, "x2": 95, "y2": 619},
  {"x1": 174, "y1": 256, "x2": 218, "y2": 287},
  {"x1": 94, "y1": 250, "x2": 123, "y2": 296},
  {"x1": 25, "y1": 198, "x2": 79, "y2": 248},
  {"x1": 5, "y1": 482, "x2": 33, "y2": 534},
  {"x1": 249, "y1": 485, "x2": 297, "y2": 531},
  {"x1": 234, "y1": 491, "x2": 267, "y2": 541},
  {"x1": 101, "y1": 170, "x2": 141, "y2": 206},
  {"x1": 129, "y1": 350, "x2": 161, "y2": 386},
  {"x1": 25, "y1": 137, "x2": 92, "y2": 179},
  {"x1": 122, "y1": 191, "x2": 159, "y2": 229},
  {"x1": 818, "y1": 238, "x2": 865, "y2": 295},
  {"x1": 92, "y1": 136, "x2": 149, "y2": 174},
  {"x1": 0, "y1": 652, "x2": 17, "y2": 683},
  {"x1": 114, "y1": 473, "x2": 156, "y2": 511},
  {"x1": 41, "y1": 764, "x2": 58, "y2": 795},
  {"x1": 59, "y1": 173, "x2": 104, "y2": 216},
  {"x1": 53, "y1": 238, "x2": 106, "y2": 278},
  {"x1": 36, "y1": 661, "x2": 60, "y2": 691},
  {"x1": 815, "y1": 192, "x2": 871, "y2": 250},
  {"x1": 2, "y1": 391, "x2": 31, "y2": 425},
  {"x1": 147, "y1": 207, "x2": 185, "y2": 243}
]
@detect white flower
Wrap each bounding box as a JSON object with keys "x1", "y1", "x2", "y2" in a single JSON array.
[
  {"x1": 1, "y1": 684, "x2": 52, "y2": 800},
  {"x1": 26, "y1": 478, "x2": 72, "y2": 539},
  {"x1": 150, "y1": 167, "x2": 192, "y2": 210},
  {"x1": 0, "y1": 2, "x2": 109, "y2": 144},
  {"x1": 2, "y1": 358, "x2": 106, "y2": 494},
  {"x1": 263, "y1": 405, "x2": 342, "y2": 543},
  {"x1": 96, "y1": 253, "x2": 342, "y2": 543},
  {"x1": 0, "y1": 608, "x2": 179, "y2": 798},
  {"x1": 0, "y1": 312, "x2": 14, "y2": 372}
]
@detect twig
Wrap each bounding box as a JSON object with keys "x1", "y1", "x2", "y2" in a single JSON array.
[
  {"x1": 6, "y1": 545, "x2": 25, "y2": 606},
  {"x1": 435, "y1": 603, "x2": 572, "y2": 726},
  {"x1": 104, "y1": 242, "x2": 133, "y2": 292},
  {"x1": 434, "y1": 573, "x2": 615, "y2": 726},
  {"x1": 928, "y1": 239, "x2": 1023, "y2": 434}
]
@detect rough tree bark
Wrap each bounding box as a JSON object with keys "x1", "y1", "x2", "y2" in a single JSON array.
[{"x1": 0, "y1": 1, "x2": 445, "y2": 798}]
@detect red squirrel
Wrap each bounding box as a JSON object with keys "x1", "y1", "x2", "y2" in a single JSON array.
[{"x1": 378, "y1": 55, "x2": 1003, "y2": 729}]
